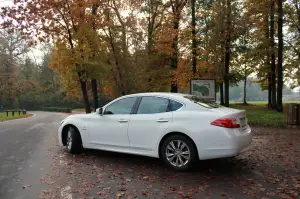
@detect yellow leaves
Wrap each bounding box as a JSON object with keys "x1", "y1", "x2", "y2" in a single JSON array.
[
  {"x1": 175, "y1": 58, "x2": 222, "y2": 92},
  {"x1": 49, "y1": 22, "x2": 108, "y2": 96}
]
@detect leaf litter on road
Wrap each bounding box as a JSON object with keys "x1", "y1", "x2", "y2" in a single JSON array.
[{"x1": 39, "y1": 127, "x2": 300, "y2": 198}]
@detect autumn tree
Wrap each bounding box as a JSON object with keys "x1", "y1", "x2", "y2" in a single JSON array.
[
  {"x1": 170, "y1": 0, "x2": 188, "y2": 93},
  {"x1": 1, "y1": 0, "x2": 110, "y2": 113},
  {"x1": 285, "y1": 1, "x2": 300, "y2": 89},
  {"x1": 232, "y1": 17, "x2": 256, "y2": 105},
  {"x1": 0, "y1": 30, "x2": 28, "y2": 108},
  {"x1": 243, "y1": 0, "x2": 275, "y2": 108}
]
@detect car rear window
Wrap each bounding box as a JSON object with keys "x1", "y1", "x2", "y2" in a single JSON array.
[{"x1": 184, "y1": 96, "x2": 221, "y2": 109}]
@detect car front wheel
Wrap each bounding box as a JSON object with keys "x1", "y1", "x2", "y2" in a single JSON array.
[
  {"x1": 66, "y1": 126, "x2": 83, "y2": 154},
  {"x1": 160, "y1": 135, "x2": 197, "y2": 171}
]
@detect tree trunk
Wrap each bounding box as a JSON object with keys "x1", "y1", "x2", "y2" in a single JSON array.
[
  {"x1": 107, "y1": 11, "x2": 126, "y2": 96},
  {"x1": 220, "y1": 82, "x2": 224, "y2": 105},
  {"x1": 224, "y1": 0, "x2": 231, "y2": 107},
  {"x1": 91, "y1": 79, "x2": 99, "y2": 111},
  {"x1": 78, "y1": 72, "x2": 91, "y2": 114},
  {"x1": 270, "y1": 0, "x2": 277, "y2": 109},
  {"x1": 112, "y1": 0, "x2": 129, "y2": 94},
  {"x1": 146, "y1": 1, "x2": 156, "y2": 90},
  {"x1": 243, "y1": 77, "x2": 247, "y2": 105},
  {"x1": 268, "y1": 73, "x2": 272, "y2": 108},
  {"x1": 277, "y1": 0, "x2": 283, "y2": 112},
  {"x1": 147, "y1": 2, "x2": 156, "y2": 55},
  {"x1": 147, "y1": 24, "x2": 154, "y2": 55},
  {"x1": 191, "y1": 0, "x2": 197, "y2": 74},
  {"x1": 91, "y1": 4, "x2": 99, "y2": 111},
  {"x1": 263, "y1": 12, "x2": 272, "y2": 108},
  {"x1": 170, "y1": 13, "x2": 180, "y2": 93}
]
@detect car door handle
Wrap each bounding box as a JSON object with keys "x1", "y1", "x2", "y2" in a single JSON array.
[
  {"x1": 157, "y1": 118, "x2": 169, "y2": 122},
  {"x1": 118, "y1": 119, "x2": 128, "y2": 123}
]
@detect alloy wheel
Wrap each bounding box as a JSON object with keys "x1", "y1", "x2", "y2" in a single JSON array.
[
  {"x1": 67, "y1": 130, "x2": 72, "y2": 150},
  {"x1": 165, "y1": 140, "x2": 190, "y2": 167}
]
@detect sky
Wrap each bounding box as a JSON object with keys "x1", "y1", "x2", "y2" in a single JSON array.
[
  {"x1": 1, "y1": 0, "x2": 44, "y2": 63},
  {"x1": 0, "y1": 0, "x2": 13, "y2": 7}
]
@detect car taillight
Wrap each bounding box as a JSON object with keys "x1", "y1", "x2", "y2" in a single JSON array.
[{"x1": 211, "y1": 118, "x2": 240, "y2": 128}]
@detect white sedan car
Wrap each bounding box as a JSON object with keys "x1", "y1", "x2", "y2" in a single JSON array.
[{"x1": 58, "y1": 92, "x2": 252, "y2": 171}]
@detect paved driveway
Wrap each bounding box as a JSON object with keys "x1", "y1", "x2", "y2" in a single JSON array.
[
  {"x1": 0, "y1": 112, "x2": 299, "y2": 199},
  {"x1": 0, "y1": 112, "x2": 65, "y2": 199}
]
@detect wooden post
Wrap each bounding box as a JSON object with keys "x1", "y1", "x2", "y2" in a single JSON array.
[
  {"x1": 297, "y1": 105, "x2": 300, "y2": 126},
  {"x1": 6, "y1": 111, "x2": 8, "y2": 117},
  {"x1": 12, "y1": 111, "x2": 14, "y2": 116},
  {"x1": 286, "y1": 104, "x2": 299, "y2": 125}
]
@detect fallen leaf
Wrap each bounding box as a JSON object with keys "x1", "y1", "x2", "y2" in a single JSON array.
[
  {"x1": 116, "y1": 192, "x2": 125, "y2": 198},
  {"x1": 22, "y1": 185, "x2": 31, "y2": 189},
  {"x1": 125, "y1": 178, "x2": 131, "y2": 182},
  {"x1": 220, "y1": 192, "x2": 227, "y2": 197},
  {"x1": 141, "y1": 189, "x2": 148, "y2": 195}
]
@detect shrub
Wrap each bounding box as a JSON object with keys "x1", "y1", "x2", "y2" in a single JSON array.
[{"x1": 42, "y1": 107, "x2": 72, "y2": 113}]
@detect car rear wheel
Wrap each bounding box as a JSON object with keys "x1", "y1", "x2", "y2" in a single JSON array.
[
  {"x1": 161, "y1": 135, "x2": 197, "y2": 171},
  {"x1": 66, "y1": 126, "x2": 83, "y2": 154}
]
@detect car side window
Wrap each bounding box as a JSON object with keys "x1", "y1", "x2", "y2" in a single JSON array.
[
  {"x1": 137, "y1": 97, "x2": 169, "y2": 114},
  {"x1": 169, "y1": 100, "x2": 183, "y2": 111},
  {"x1": 104, "y1": 97, "x2": 137, "y2": 115}
]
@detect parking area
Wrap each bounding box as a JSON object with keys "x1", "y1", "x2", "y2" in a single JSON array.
[{"x1": 39, "y1": 126, "x2": 300, "y2": 199}]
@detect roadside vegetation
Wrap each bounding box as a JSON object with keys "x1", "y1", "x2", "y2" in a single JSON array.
[
  {"x1": 232, "y1": 101, "x2": 300, "y2": 127},
  {"x1": 232, "y1": 104, "x2": 285, "y2": 127},
  {"x1": 0, "y1": 112, "x2": 33, "y2": 122}
]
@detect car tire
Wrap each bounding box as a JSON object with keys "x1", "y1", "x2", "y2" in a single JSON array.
[
  {"x1": 66, "y1": 126, "x2": 83, "y2": 154},
  {"x1": 160, "y1": 134, "x2": 197, "y2": 171}
]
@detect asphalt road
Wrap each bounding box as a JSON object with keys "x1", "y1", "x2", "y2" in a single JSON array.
[
  {"x1": 0, "y1": 112, "x2": 66, "y2": 199},
  {"x1": 0, "y1": 112, "x2": 299, "y2": 199}
]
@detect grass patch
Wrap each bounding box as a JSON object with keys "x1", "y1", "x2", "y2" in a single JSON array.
[
  {"x1": 0, "y1": 112, "x2": 33, "y2": 122},
  {"x1": 231, "y1": 104, "x2": 286, "y2": 128},
  {"x1": 72, "y1": 108, "x2": 86, "y2": 112},
  {"x1": 237, "y1": 101, "x2": 300, "y2": 105},
  {"x1": 42, "y1": 107, "x2": 72, "y2": 113}
]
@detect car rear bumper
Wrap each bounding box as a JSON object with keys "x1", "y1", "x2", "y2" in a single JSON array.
[{"x1": 199, "y1": 127, "x2": 252, "y2": 160}]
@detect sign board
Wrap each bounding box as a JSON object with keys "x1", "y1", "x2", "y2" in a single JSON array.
[{"x1": 190, "y1": 79, "x2": 216, "y2": 101}]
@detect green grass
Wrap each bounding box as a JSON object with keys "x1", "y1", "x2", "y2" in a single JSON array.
[
  {"x1": 242, "y1": 101, "x2": 300, "y2": 105},
  {"x1": 72, "y1": 108, "x2": 86, "y2": 112},
  {"x1": 0, "y1": 112, "x2": 33, "y2": 122},
  {"x1": 231, "y1": 103, "x2": 286, "y2": 128}
]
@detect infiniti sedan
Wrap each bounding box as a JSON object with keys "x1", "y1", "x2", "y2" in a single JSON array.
[{"x1": 58, "y1": 92, "x2": 252, "y2": 171}]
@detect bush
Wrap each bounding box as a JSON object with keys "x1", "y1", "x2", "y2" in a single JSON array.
[{"x1": 42, "y1": 107, "x2": 72, "y2": 113}]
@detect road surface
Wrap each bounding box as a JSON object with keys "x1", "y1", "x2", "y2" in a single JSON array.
[
  {"x1": 0, "y1": 112, "x2": 66, "y2": 199},
  {"x1": 0, "y1": 112, "x2": 299, "y2": 199}
]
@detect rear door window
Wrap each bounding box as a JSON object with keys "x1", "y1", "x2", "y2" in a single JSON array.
[{"x1": 137, "y1": 97, "x2": 169, "y2": 114}]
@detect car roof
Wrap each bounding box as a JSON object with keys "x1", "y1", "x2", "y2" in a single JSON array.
[{"x1": 123, "y1": 92, "x2": 192, "y2": 102}]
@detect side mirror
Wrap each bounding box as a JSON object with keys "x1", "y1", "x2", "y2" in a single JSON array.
[{"x1": 96, "y1": 107, "x2": 103, "y2": 115}]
